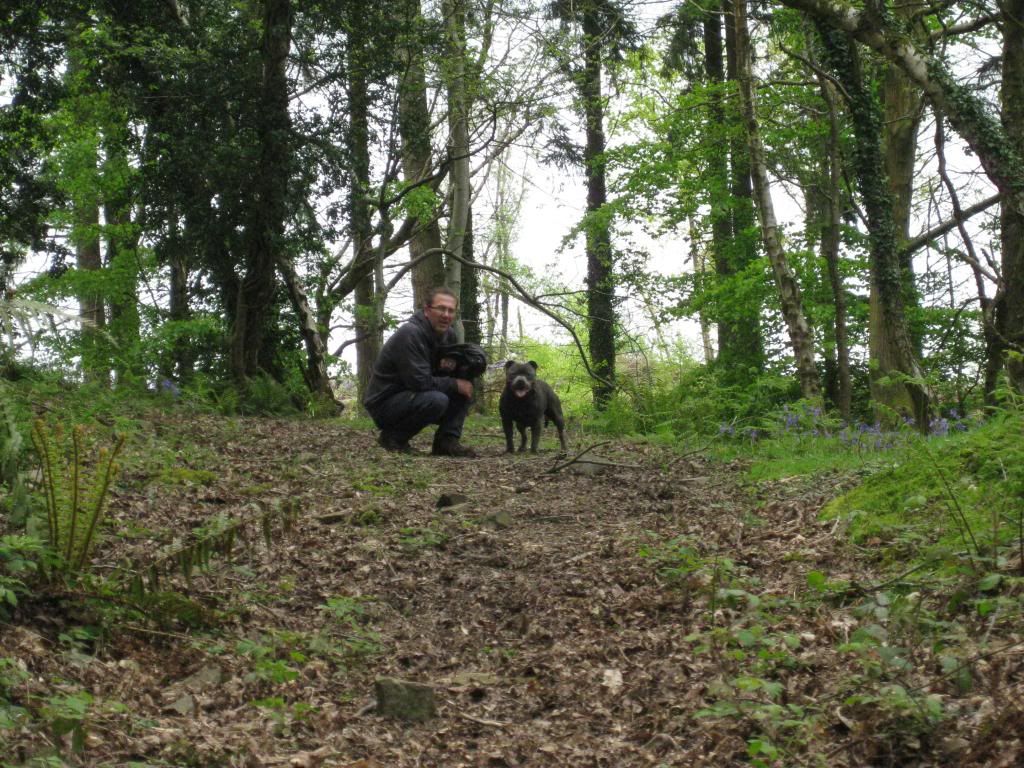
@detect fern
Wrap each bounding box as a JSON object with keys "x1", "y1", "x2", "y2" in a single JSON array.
[
  {"x1": 29, "y1": 420, "x2": 124, "y2": 576},
  {"x1": 124, "y1": 498, "x2": 300, "y2": 597}
]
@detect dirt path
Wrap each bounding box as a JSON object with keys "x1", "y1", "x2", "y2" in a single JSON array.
[{"x1": 3, "y1": 415, "x2": 1019, "y2": 767}]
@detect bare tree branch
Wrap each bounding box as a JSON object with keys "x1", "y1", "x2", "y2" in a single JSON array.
[{"x1": 899, "y1": 193, "x2": 1001, "y2": 262}]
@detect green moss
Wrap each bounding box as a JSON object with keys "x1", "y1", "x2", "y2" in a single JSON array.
[{"x1": 238, "y1": 483, "x2": 274, "y2": 496}]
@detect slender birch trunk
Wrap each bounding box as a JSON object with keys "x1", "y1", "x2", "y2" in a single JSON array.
[{"x1": 732, "y1": 0, "x2": 819, "y2": 399}]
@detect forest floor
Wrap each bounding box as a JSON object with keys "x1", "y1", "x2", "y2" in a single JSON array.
[{"x1": 2, "y1": 411, "x2": 1022, "y2": 767}]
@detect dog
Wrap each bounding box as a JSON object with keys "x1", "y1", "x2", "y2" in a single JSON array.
[{"x1": 499, "y1": 360, "x2": 567, "y2": 454}]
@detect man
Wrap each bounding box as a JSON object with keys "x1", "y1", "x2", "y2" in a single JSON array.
[{"x1": 363, "y1": 287, "x2": 477, "y2": 456}]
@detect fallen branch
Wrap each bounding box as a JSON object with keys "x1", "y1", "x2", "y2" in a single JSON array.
[
  {"x1": 545, "y1": 441, "x2": 611, "y2": 474},
  {"x1": 548, "y1": 444, "x2": 634, "y2": 475},
  {"x1": 457, "y1": 712, "x2": 510, "y2": 728},
  {"x1": 666, "y1": 439, "x2": 716, "y2": 468}
]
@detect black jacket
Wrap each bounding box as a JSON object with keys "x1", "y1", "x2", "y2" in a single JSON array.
[{"x1": 363, "y1": 310, "x2": 458, "y2": 412}]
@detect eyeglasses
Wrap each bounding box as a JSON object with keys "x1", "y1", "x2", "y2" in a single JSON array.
[{"x1": 428, "y1": 305, "x2": 456, "y2": 316}]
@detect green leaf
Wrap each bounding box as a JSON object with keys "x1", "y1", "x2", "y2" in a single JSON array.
[
  {"x1": 977, "y1": 573, "x2": 1002, "y2": 592},
  {"x1": 736, "y1": 629, "x2": 758, "y2": 647},
  {"x1": 976, "y1": 598, "x2": 996, "y2": 616},
  {"x1": 806, "y1": 570, "x2": 827, "y2": 591}
]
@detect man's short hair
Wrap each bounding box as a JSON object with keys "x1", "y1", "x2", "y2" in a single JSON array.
[{"x1": 427, "y1": 286, "x2": 458, "y2": 307}]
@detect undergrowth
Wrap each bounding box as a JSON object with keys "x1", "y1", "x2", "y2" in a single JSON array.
[
  {"x1": 822, "y1": 407, "x2": 1024, "y2": 567},
  {"x1": 635, "y1": 400, "x2": 1023, "y2": 767}
]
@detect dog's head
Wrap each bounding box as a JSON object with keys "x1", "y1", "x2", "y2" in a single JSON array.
[{"x1": 504, "y1": 360, "x2": 538, "y2": 399}]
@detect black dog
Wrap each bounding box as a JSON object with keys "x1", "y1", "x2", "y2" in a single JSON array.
[{"x1": 499, "y1": 360, "x2": 567, "y2": 454}]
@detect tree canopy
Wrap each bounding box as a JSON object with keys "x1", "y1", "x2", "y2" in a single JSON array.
[{"x1": 1, "y1": 0, "x2": 1019, "y2": 420}]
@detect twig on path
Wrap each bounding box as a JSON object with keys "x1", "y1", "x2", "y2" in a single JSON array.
[
  {"x1": 456, "y1": 711, "x2": 510, "y2": 728},
  {"x1": 120, "y1": 624, "x2": 198, "y2": 641},
  {"x1": 546, "y1": 441, "x2": 641, "y2": 474},
  {"x1": 562, "y1": 550, "x2": 598, "y2": 566},
  {"x1": 546, "y1": 440, "x2": 610, "y2": 472},
  {"x1": 666, "y1": 439, "x2": 715, "y2": 466}
]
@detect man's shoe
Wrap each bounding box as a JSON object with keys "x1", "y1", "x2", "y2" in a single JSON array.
[
  {"x1": 431, "y1": 434, "x2": 477, "y2": 458},
  {"x1": 378, "y1": 431, "x2": 414, "y2": 453}
]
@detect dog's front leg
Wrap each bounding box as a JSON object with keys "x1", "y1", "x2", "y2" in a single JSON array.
[
  {"x1": 502, "y1": 416, "x2": 515, "y2": 453},
  {"x1": 529, "y1": 418, "x2": 543, "y2": 453}
]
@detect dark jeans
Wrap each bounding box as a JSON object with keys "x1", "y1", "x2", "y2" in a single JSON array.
[{"x1": 367, "y1": 390, "x2": 469, "y2": 443}]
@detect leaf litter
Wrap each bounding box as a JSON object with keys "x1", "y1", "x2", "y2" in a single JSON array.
[{"x1": 1, "y1": 413, "x2": 1021, "y2": 766}]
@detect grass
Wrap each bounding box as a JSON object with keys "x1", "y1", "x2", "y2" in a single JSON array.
[{"x1": 822, "y1": 409, "x2": 1024, "y2": 565}]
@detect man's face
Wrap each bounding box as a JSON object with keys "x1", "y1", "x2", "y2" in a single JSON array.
[{"x1": 425, "y1": 294, "x2": 457, "y2": 335}]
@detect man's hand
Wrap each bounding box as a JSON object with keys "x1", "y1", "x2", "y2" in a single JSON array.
[{"x1": 455, "y1": 378, "x2": 474, "y2": 399}]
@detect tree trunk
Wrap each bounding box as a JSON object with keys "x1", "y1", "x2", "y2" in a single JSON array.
[
  {"x1": 347, "y1": 9, "x2": 381, "y2": 402},
  {"x1": 723, "y1": 0, "x2": 764, "y2": 370},
  {"x1": 102, "y1": 131, "x2": 141, "y2": 386},
  {"x1": 733, "y1": 0, "x2": 819, "y2": 399},
  {"x1": 278, "y1": 255, "x2": 334, "y2": 401},
  {"x1": 818, "y1": 77, "x2": 851, "y2": 419},
  {"x1": 166, "y1": 216, "x2": 193, "y2": 382},
  {"x1": 582, "y1": 4, "x2": 616, "y2": 405},
  {"x1": 490, "y1": 159, "x2": 519, "y2": 359},
  {"x1": 231, "y1": 0, "x2": 292, "y2": 382},
  {"x1": 397, "y1": 0, "x2": 445, "y2": 308},
  {"x1": 690, "y1": 215, "x2": 716, "y2": 364},
  {"x1": 103, "y1": 196, "x2": 140, "y2": 385},
  {"x1": 703, "y1": 9, "x2": 744, "y2": 375},
  {"x1": 75, "y1": 195, "x2": 108, "y2": 385},
  {"x1": 65, "y1": 37, "x2": 109, "y2": 386},
  {"x1": 876, "y1": 1, "x2": 925, "y2": 367},
  {"x1": 1001, "y1": 0, "x2": 1024, "y2": 390},
  {"x1": 460, "y1": 206, "x2": 482, "y2": 345},
  {"x1": 443, "y1": 0, "x2": 471, "y2": 341},
  {"x1": 816, "y1": 20, "x2": 929, "y2": 429}
]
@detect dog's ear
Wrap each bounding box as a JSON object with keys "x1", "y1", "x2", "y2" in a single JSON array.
[
  {"x1": 528, "y1": 360, "x2": 538, "y2": 370},
  {"x1": 504, "y1": 360, "x2": 515, "y2": 369}
]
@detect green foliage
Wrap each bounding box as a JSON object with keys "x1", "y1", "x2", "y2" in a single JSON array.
[
  {"x1": 590, "y1": 362, "x2": 801, "y2": 439},
  {"x1": 823, "y1": 406, "x2": 1024, "y2": 565},
  {"x1": 39, "y1": 689, "x2": 94, "y2": 756},
  {"x1": 250, "y1": 695, "x2": 317, "y2": 736},
  {"x1": 156, "y1": 467, "x2": 217, "y2": 487},
  {"x1": 128, "y1": 500, "x2": 300, "y2": 600},
  {"x1": 236, "y1": 604, "x2": 380, "y2": 690},
  {"x1": 394, "y1": 183, "x2": 442, "y2": 225},
  {"x1": 240, "y1": 373, "x2": 304, "y2": 416},
  {"x1": 30, "y1": 420, "x2": 125, "y2": 576},
  {"x1": 0, "y1": 535, "x2": 45, "y2": 616},
  {"x1": 0, "y1": 386, "x2": 33, "y2": 527},
  {"x1": 318, "y1": 595, "x2": 381, "y2": 660}
]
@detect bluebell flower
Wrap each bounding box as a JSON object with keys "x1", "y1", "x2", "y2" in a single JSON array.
[{"x1": 159, "y1": 378, "x2": 181, "y2": 398}]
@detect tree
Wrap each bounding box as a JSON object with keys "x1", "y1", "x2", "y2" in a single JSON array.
[
  {"x1": 660, "y1": 0, "x2": 765, "y2": 378},
  {"x1": 732, "y1": 0, "x2": 819, "y2": 399},
  {"x1": 346, "y1": 0, "x2": 382, "y2": 400},
  {"x1": 442, "y1": 0, "x2": 472, "y2": 337},
  {"x1": 815, "y1": 20, "x2": 929, "y2": 428},
  {"x1": 550, "y1": 0, "x2": 637, "y2": 405},
  {"x1": 999, "y1": 0, "x2": 1024, "y2": 390},
  {"x1": 815, "y1": 72, "x2": 851, "y2": 418},
  {"x1": 396, "y1": 0, "x2": 446, "y2": 308},
  {"x1": 780, "y1": 0, "x2": 1024, "y2": 393},
  {"x1": 229, "y1": 0, "x2": 293, "y2": 383}
]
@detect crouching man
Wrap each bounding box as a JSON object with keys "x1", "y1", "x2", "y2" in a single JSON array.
[{"x1": 363, "y1": 287, "x2": 476, "y2": 457}]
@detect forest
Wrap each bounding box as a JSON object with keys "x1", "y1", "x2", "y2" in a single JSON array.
[{"x1": 1, "y1": 0, "x2": 1023, "y2": 766}]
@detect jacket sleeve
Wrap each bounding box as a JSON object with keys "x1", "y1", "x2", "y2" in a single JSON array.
[{"x1": 394, "y1": 328, "x2": 458, "y2": 395}]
